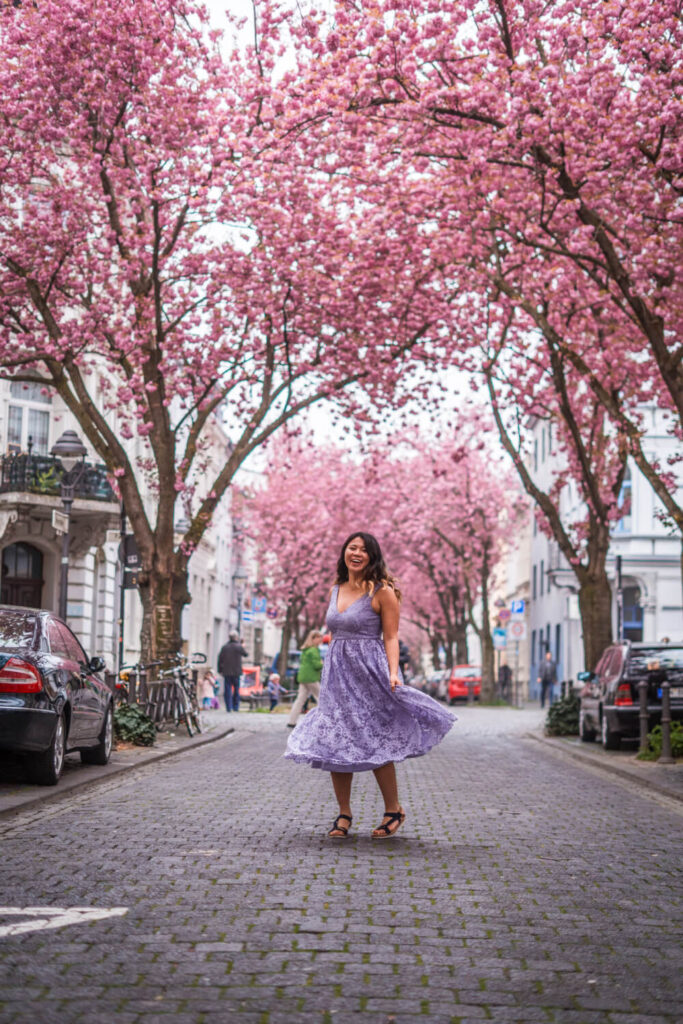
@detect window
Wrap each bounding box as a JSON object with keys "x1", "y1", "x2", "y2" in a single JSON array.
[
  {"x1": 623, "y1": 585, "x2": 643, "y2": 642},
  {"x1": 548, "y1": 423, "x2": 553, "y2": 453},
  {"x1": 540, "y1": 559, "x2": 544, "y2": 596},
  {"x1": 48, "y1": 621, "x2": 70, "y2": 658},
  {"x1": 532, "y1": 565, "x2": 537, "y2": 600},
  {"x1": 555, "y1": 623, "x2": 561, "y2": 664},
  {"x1": 534, "y1": 439, "x2": 538, "y2": 471},
  {"x1": 531, "y1": 629, "x2": 536, "y2": 667},
  {"x1": 541, "y1": 428, "x2": 545, "y2": 462},
  {"x1": 616, "y1": 465, "x2": 633, "y2": 534},
  {"x1": 7, "y1": 380, "x2": 52, "y2": 455},
  {"x1": 545, "y1": 623, "x2": 551, "y2": 655}
]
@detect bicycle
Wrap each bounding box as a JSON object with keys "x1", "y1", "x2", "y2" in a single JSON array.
[{"x1": 158, "y1": 652, "x2": 205, "y2": 737}]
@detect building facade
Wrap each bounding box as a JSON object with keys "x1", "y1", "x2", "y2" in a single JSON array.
[{"x1": 0, "y1": 377, "x2": 238, "y2": 670}]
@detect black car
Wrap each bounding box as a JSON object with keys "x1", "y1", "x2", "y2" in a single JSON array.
[
  {"x1": 578, "y1": 641, "x2": 683, "y2": 749},
  {"x1": 0, "y1": 605, "x2": 112, "y2": 785}
]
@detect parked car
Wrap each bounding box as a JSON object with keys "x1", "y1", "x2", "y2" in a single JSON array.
[
  {"x1": 425, "y1": 669, "x2": 448, "y2": 701},
  {"x1": 448, "y1": 665, "x2": 482, "y2": 705},
  {"x1": 0, "y1": 605, "x2": 112, "y2": 785},
  {"x1": 578, "y1": 641, "x2": 683, "y2": 749}
]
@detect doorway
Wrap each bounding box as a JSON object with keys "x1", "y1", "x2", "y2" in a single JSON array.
[{"x1": 1, "y1": 542, "x2": 44, "y2": 608}]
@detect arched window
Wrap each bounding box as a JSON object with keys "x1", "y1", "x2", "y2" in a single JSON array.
[
  {"x1": 1, "y1": 542, "x2": 44, "y2": 608},
  {"x1": 623, "y1": 585, "x2": 643, "y2": 642}
]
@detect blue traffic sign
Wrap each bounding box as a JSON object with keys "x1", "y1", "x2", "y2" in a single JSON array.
[{"x1": 510, "y1": 599, "x2": 525, "y2": 616}]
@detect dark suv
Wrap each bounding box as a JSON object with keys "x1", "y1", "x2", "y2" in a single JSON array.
[{"x1": 578, "y1": 641, "x2": 683, "y2": 749}]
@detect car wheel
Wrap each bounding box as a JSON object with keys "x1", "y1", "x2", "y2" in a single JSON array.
[
  {"x1": 28, "y1": 712, "x2": 66, "y2": 786},
  {"x1": 579, "y1": 709, "x2": 596, "y2": 743},
  {"x1": 601, "y1": 712, "x2": 621, "y2": 750},
  {"x1": 81, "y1": 703, "x2": 114, "y2": 766}
]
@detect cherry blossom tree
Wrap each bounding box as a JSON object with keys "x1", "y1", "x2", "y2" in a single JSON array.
[
  {"x1": 0, "y1": 0, "x2": 453, "y2": 661},
  {"x1": 263, "y1": 0, "x2": 683, "y2": 606}
]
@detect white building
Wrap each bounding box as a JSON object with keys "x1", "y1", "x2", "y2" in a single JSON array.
[
  {"x1": 523, "y1": 408, "x2": 682, "y2": 696},
  {"x1": 0, "y1": 376, "x2": 237, "y2": 670}
]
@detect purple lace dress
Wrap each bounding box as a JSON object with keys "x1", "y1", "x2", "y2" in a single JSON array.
[{"x1": 285, "y1": 586, "x2": 456, "y2": 772}]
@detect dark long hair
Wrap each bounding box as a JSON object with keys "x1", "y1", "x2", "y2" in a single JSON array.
[{"x1": 334, "y1": 532, "x2": 401, "y2": 601}]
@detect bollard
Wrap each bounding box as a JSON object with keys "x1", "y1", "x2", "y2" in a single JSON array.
[
  {"x1": 128, "y1": 669, "x2": 137, "y2": 705},
  {"x1": 138, "y1": 666, "x2": 148, "y2": 706},
  {"x1": 560, "y1": 680, "x2": 566, "y2": 700},
  {"x1": 638, "y1": 679, "x2": 649, "y2": 753},
  {"x1": 467, "y1": 677, "x2": 474, "y2": 705},
  {"x1": 567, "y1": 679, "x2": 574, "y2": 699},
  {"x1": 104, "y1": 670, "x2": 116, "y2": 695},
  {"x1": 659, "y1": 681, "x2": 675, "y2": 764}
]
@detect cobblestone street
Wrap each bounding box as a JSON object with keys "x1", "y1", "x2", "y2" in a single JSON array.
[{"x1": 0, "y1": 707, "x2": 681, "y2": 1024}]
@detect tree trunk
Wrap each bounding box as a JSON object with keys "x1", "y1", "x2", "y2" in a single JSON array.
[
  {"x1": 453, "y1": 617, "x2": 469, "y2": 665},
  {"x1": 577, "y1": 572, "x2": 614, "y2": 671},
  {"x1": 478, "y1": 544, "x2": 496, "y2": 702},
  {"x1": 138, "y1": 567, "x2": 188, "y2": 667},
  {"x1": 430, "y1": 633, "x2": 442, "y2": 670}
]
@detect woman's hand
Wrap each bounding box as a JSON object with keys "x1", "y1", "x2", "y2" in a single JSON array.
[{"x1": 390, "y1": 673, "x2": 402, "y2": 692}]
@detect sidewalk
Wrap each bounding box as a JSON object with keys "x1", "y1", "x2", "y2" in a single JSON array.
[
  {"x1": 0, "y1": 707, "x2": 236, "y2": 818},
  {"x1": 530, "y1": 730, "x2": 683, "y2": 803}
]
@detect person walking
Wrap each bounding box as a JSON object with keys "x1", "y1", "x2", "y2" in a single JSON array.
[
  {"x1": 217, "y1": 633, "x2": 248, "y2": 713},
  {"x1": 285, "y1": 531, "x2": 455, "y2": 839},
  {"x1": 287, "y1": 630, "x2": 324, "y2": 729},
  {"x1": 538, "y1": 650, "x2": 557, "y2": 709}
]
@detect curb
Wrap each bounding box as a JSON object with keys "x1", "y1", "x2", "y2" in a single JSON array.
[
  {"x1": 0, "y1": 724, "x2": 235, "y2": 820},
  {"x1": 527, "y1": 731, "x2": 683, "y2": 805}
]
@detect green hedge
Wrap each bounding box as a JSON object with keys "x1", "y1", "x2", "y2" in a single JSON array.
[
  {"x1": 545, "y1": 693, "x2": 580, "y2": 736},
  {"x1": 114, "y1": 704, "x2": 156, "y2": 746},
  {"x1": 636, "y1": 721, "x2": 683, "y2": 761}
]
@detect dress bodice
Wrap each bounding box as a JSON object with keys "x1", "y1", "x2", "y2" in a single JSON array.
[{"x1": 326, "y1": 586, "x2": 382, "y2": 639}]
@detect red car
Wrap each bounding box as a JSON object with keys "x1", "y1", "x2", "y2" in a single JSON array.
[{"x1": 448, "y1": 665, "x2": 482, "y2": 704}]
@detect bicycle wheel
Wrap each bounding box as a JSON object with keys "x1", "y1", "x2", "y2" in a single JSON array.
[{"x1": 178, "y1": 685, "x2": 195, "y2": 737}]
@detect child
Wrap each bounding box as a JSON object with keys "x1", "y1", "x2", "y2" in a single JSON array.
[
  {"x1": 198, "y1": 668, "x2": 218, "y2": 710},
  {"x1": 267, "y1": 672, "x2": 284, "y2": 712}
]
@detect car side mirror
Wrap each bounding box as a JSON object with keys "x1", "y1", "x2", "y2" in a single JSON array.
[
  {"x1": 88, "y1": 656, "x2": 106, "y2": 673},
  {"x1": 577, "y1": 670, "x2": 596, "y2": 682}
]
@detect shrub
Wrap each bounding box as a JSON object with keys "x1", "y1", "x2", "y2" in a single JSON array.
[
  {"x1": 114, "y1": 704, "x2": 156, "y2": 746},
  {"x1": 545, "y1": 693, "x2": 580, "y2": 736},
  {"x1": 636, "y1": 721, "x2": 683, "y2": 761}
]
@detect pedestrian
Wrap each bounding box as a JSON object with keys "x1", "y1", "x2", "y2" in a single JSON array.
[
  {"x1": 217, "y1": 633, "x2": 248, "y2": 713},
  {"x1": 287, "y1": 629, "x2": 324, "y2": 729},
  {"x1": 537, "y1": 650, "x2": 557, "y2": 709},
  {"x1": 285, "y1": 531, "x2": 455, "y2": 839},
  {"x1": 267, "y1": 672, "x2": 284, "y2": 712},
  {"x1": 198, "y1": 668, "x2": 218, "y2": 710},
  {"x1": 498, "y1": 662, "x2": 512, "y2": 701}
]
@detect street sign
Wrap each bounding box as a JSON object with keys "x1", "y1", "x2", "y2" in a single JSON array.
[
  {"x1": 493, "y1": 627, "x2": 507, "y2": 650},
  {"x1": 509, "y1": 619, "x2": 527, "y2": 641},
  {"x1": 51, "y1": 510, "x2": 69, "y2": 536},
  {"x1": 498, "y1": 608, "x2": 511, "y2": 622},
  {"x1": 510, "y1": 599, "x2": 525, "y2": 616},
  {"x1": 266, "y1": 607, "x2": 278, "y2": 620},
  {"x1": 118, "y1": 535, "x2": 141, "y2": 589}
]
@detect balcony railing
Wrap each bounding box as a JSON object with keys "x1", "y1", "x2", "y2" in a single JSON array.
[{"x1": 0, "y1": 452, "x2": 116, "y2": 502}]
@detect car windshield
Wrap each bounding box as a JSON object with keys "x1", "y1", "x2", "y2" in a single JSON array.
[
  {"x1": 628, "y1": 647, "x2": 683, "y2": 674},
  {"x1": 454, "y1": 667, "x2": 480, "y2": 678},
  {"x1": 0, "y1": 611, "x2": 37, "y2": 649}
]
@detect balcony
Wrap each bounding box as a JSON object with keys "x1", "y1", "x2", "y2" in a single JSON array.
[{"x1": 0, "y1": 452, "x2": 116, "y2": 502}]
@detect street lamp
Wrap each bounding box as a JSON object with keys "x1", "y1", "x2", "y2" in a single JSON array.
[
  {"x1": 232, "y1": 567, "x2": 248, "y2": 636},
  {"x1": 51, "y1": 429, "x2": 87, "y2": 620}
]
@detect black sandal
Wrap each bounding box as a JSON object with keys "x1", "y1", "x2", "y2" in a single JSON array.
[
  {"x1": 328, "y1": 813, "x2": 352, "y2": 838},
  {"x1": 372, "y1": 809, "x2": 406, "y2": 839}
]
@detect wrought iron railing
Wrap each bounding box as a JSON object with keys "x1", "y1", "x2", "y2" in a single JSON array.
[{"x1": 0, "y1": 452, "x2": 116, "y2": 502}]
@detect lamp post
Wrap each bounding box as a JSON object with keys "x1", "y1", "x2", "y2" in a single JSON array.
[
  {"x1": 232, "y1": 568, "x2": 248, "y2": 637},
  {"x1": 50, "y1": 429, "x2": 87, "y2": 621}
]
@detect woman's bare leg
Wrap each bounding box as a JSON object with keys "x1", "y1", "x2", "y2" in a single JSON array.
[
  {"x1": 372, "y1": 762, "x2": 404, "y2": 836},
  {"x1": 329, "y1": 771, "x2": 353, "y2": 835}
]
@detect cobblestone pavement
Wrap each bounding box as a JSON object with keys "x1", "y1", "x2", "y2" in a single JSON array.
[{"x1": 0, "y1": 707, "x2": 681, "y2": 1024}]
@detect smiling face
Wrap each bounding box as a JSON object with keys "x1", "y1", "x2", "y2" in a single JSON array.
[{"x1": 344, "y1": 536, "x2": 370, "y2": 576}]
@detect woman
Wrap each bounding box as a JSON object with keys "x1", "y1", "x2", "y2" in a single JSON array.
[
  {"x1": 287, "y1": 629, "x2": 324, "y2": 728},
  {"x1": 285, "y1": 532, "x2": 455, "y2": 839}
]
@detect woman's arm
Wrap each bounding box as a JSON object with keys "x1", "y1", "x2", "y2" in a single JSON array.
[{"x1": 376, "y1": 586, "x2": 401, "y2": 692}]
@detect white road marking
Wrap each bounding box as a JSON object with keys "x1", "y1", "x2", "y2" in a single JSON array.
[{"x1": 0, "y1": 906, "x2": 127, "y2": 938}]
